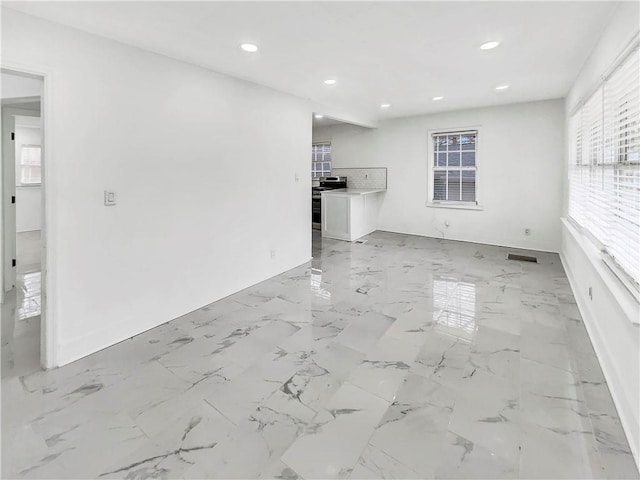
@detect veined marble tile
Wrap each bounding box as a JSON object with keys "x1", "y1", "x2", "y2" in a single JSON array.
[
  {"x1": 204, "y1": 347, "x2": 307, "y2": 424},
  {"x1": 520, "y1": 358, "x2": 581, "y2": 401},
  {"x1": 368, "y1": 374, "x2": 456, "y2": 477},
  {"x1": 278, "y1": 342, "x2": 364, "y2": 413},
  {"x1": 132, "y1": 392, "x2": 235, "y2": 453},
  {"x1": 475, "y1": 284, "x2": 523, "y2": 336},
  {"x1": 98, "y1": 437, "x2": 196, "y2": 479},
  {"x1": 280, "y1": 308, "x2": 355, "y2": 351},
  {"x1": 476, "y1": 314, "x2": 521, "y2": 338},
  {"x1": 28, "y1": 361, "x2": 191, "y2": 445},
  {"x1": 257, "y1": 460, "x2": 303, "y2": 480},
  {"x1": 564, "y1": 315, "x2": 599, "y2": 355},
  {"x1": 382, "y1": 302, "x2": 435, "y2": 347},
  {"x1": 349, "y1": 462, "x2": 382, "y2": 480},
  {"x1": 2, "y1": 423, "x2": 49, "y2": 479},
  {"x1": 184, "y1": 390, "x2": 313, "y2": 479},
  {"x1": 155, "y1": 335, "x2": 246, "y2": 385},
  {"x1": 469, "y1": 325, "x2": 520, "y2": 381},
  {"x1": 18, "y1": 412, "x2": 150, "y2": 479},
  {"x1": 346, "y1": 336, "x2": 419, "y2": 402},
  {"x1": 3, "y1": 230, "x2": 637, "y2": 479},
  {"x1": 520, "y1": 321, "x2": 566, "y2": 344},
  {"x1": 520, "y1": 301, "x2": 565, "y2": 330},
  {"x1": 448, "y1": 369, "x2": 520, "y2": 461},
  {"x1": 353, "y1": 443, "x2": 423, "y2": 479},
  {"x1": 571, "y1": 349, "x2": 607, "y2": 386},
  {"x1": 520, "y1": 388, "x2": 590, "y2": 433},
  {"x1": 433, "y1": 431, "x2": 518, "y2": 479},
  {"x1": 411, "y1": 331, "x2": 470, "y2": 389},
  {"x1": 171, "y1": 297, "x2": 247, "y2": 331},
  {"x1": 201, "y1": 317, "x2": 300, "y2": 369},
  {"x1": 333, "y1": 311, "x2": 394, "y2": 354},
  {"x1": 591, "y1": 413, "x2": 640, "y2": 480},
  {"x1": 519, "y1": 419, "x2": 604, "y2": 479},
  {"x1": 521, "y1": 333, "x2": 574, "y2": 373},
  {"x1": 281, "y1": 383, "x2": 390, "y2": 480},
  {"x1": 558, "y1": 299, "x2": 582, "y2": 322},
  {"x1": 84, "y1": 322, "x2": 198, "y2": 376}
]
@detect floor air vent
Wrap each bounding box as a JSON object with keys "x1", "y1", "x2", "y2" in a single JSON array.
[{"x1": 507, "y1": 253, "x2": 538, "y2": 263}]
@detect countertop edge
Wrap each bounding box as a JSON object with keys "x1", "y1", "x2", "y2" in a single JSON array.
[{"x1": 320, "y1": 188, "x2": 387, "y2": 196}]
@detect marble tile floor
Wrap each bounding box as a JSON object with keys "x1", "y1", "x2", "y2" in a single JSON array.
[
  {"x1": 2, "y1": 230, "x2": 638, "y2": 479},
  {"x1": 2, "y1": 230, "x2": 42, "y2": 381}
]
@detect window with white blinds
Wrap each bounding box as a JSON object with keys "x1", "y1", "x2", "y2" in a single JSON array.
[
  {"x1": 311, "y1": 142, "x2": 331, "y2": 178},
  {"x1": 568, "y1": 46, "x2": 640, "y2": 290},
  {"x1": 19, "y1": 145, "x2": 42, "y2": 185},
  {"x1": 431, "y1": 131, "x2": 478, "y2": 204}
]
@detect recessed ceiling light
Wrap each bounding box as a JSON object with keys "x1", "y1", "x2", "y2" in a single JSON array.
[
  {"x1": 324, "y1": 79, "x2": 337, "y2": 85},
  {"x1": 240, "y1": 43, "x2": 258, "y2": 53},
  {"x1": 314, "y1": 114, "x2": 324, "y2": 119},
  {"x1": 480, "y1": 41, "x2": 500, "y2": 50},
  {"x1": 495, "y1": 84, "x2": 510, "y2": 91},
  {"x1": 432, "y1": 96, "x2": 444, "y2": 101},
  {"x1": 380, "y1": 104, "x2": 391, "y2": 108}
]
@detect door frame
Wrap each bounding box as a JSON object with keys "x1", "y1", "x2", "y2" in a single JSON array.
[
  {"x1": 1, "y1": 62, "x2": 56, "y2": 369},
  {"x1": 2, "y1": 101, "x2": 40, "y2": 294}
]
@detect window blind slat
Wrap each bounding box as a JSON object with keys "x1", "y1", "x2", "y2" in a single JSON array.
[
  {"x1": 569, "y1": 46, "x2": 640, "y2": 288},
  {"x1": 431, "y1": 131, "x2": 478, "y2": 203},
  {"x1": 311, "y1": 142, "x2": 332, "y2": 179}
]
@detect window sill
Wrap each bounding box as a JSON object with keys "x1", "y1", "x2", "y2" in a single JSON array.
[{"x1": 426, "y1": 201, "x2": 483, "y2": 211}]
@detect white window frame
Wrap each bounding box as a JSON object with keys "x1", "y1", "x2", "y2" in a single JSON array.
[
  {"x1": 426, "y1": 126, "x2": 483, "y2": 210},
  {"x1": 312, "y1": 141, "x2": 332, "y2": 179},
  {"x1": 567, "y1": 40, "x2": 640, "y2": 297},
  {"x1": 18, "y1": 144, "x2": 42, "y2": 186}
]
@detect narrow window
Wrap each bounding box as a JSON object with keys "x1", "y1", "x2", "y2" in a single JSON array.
[
  {"x1": 311, "y1": 142, "x2": 331, "y2": 178},
  {"x1": 19, "y1": 145, "x2": 42, "y2": 185},
  {"x1": 432, "y1": 131, "x2": 477, "y2": 204}
]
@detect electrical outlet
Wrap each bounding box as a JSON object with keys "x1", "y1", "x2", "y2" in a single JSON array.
[
  {"x1": 524, "y1": 228, "x2": 531, "y2": 236},
  {"x1": 270, "y1": 249, "x2": 276, "y2": 259},
  {"x1": 104, "y1": 190, "x2": 116, "y2": 206}
]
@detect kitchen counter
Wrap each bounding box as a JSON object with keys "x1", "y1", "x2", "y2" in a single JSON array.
[
  {"x1": 321, "y1": 189, "x2": 385, "y2": 241},
  {"x1": 321, "y1": 188, "x2": 386, "y2": 196}
]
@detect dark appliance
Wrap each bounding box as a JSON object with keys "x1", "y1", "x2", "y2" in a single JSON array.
[{"x1": 312, "y1": 176, "x2": 347, "y2": 229}]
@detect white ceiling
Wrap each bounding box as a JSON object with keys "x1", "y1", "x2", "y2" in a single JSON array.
[{"x1": 5, "y1": 1, "x2": 619, "y2": 123}]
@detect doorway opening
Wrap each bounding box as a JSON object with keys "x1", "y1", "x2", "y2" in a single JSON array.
[{"x1": 1, "y1": 69, "x2": 45, "y2": 378}]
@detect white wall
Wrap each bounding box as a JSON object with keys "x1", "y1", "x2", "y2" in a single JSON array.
[
  {"x1": 14, "y1": 116, "x2": 42, "y2": 232},
  {"x1": 1, "y1": 8, "x2": 313, "y2": 366},
  {"x1": 560, "y1": 1, "x2": 640, "y2": 467},
  {"x1": 314, "y1": 99, "x2": 565, "y2": 252}
]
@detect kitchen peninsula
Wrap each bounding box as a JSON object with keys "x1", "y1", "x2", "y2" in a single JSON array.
[{"x1": 321, "y1": 188, "x2": 386, "y2": 241}]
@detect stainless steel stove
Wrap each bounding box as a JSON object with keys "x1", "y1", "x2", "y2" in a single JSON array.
[{"x1": 312, "y1": 176, "x2": 347, "y2": 229}]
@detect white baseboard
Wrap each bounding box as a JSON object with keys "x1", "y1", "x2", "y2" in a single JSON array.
[{"x1": 56, "y1": 257, "x2": 313, "y2": 367}]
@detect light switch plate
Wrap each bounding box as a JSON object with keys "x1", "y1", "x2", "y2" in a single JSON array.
[{"x1": 104, "y1": 190, "x2": 116, "y2": 206}]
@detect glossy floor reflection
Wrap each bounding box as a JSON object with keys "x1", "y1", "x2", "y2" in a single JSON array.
[
  {"x1": 2, "y1": 230, "x2": 638, "y2": 479},
  {"x1": 2, "y1": 230, "x2": 42, "y2": 381}
]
